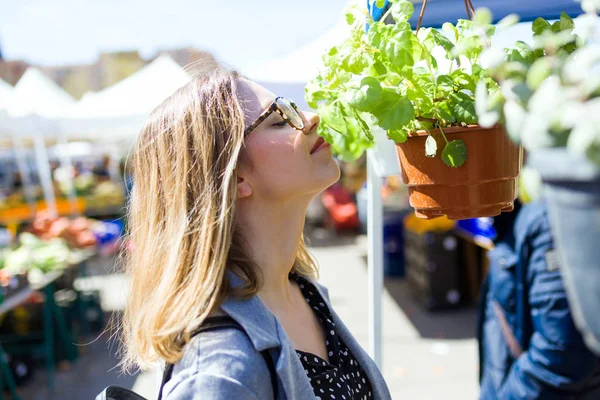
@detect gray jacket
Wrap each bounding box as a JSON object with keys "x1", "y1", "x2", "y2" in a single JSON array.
[{"x1": 162, "y1": 274, "x2": 392, "y2": 399}]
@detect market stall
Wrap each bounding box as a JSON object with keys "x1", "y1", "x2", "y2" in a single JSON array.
[
  {"x1": 0, "y1": 56, "x2": 192, "y2": 229},
  {"x1": 0, "y1": 214, "x2": 122, "y2": 395}
]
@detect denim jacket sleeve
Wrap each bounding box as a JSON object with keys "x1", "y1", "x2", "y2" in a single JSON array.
[
  {"x1": 496, "y1": 203, "x2": 598, "y2": 399},
  {"x1": 162, "y1": 328, "x2": 274, "y2": 400}
]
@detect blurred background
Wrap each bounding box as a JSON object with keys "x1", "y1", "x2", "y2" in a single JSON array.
[{"x1": 0, "y1": 1, "x2": 594, "y2": 399}]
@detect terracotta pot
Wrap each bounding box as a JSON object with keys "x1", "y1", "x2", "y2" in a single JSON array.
[{"x1": 395, "y1": 125, "x2": 522, "y2": 220}]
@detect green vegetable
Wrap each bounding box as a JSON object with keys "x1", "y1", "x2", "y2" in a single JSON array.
[{"x1": 2, "y1": 234, "x2": 71, "y2": 276}]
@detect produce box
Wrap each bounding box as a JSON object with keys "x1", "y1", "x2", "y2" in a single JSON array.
[{"x1": 404, "y1": 227, "x2": 462, "y2": 310}]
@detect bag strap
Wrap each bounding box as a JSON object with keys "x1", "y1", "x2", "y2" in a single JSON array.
[
  {"x1": 492, "y1": 300, "x2": 524, "y2": 359},
  {"x1": 157, "y1": 316, "x2": 277, "y2": 400}
]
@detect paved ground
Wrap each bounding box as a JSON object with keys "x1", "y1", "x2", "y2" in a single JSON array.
[{"x1": 15, "y1": 231, "x2": 479, "y2": 399}]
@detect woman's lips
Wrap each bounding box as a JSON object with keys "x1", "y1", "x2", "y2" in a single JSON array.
[{"x1": 311, "y1": 137, "x2": 328, "y2": 154}]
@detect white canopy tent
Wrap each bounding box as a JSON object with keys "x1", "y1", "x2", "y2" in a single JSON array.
[
  {"x1": 8, "y1": 67, "x2": 75, "y2": 118},
  {"x1": 0, "y1": 78, "x2": 16, "y2": 111},
  {"x1": 1, "y1": 55, "x2": 194, "y2": 217},
  {"x1": 58, "y1": 55, "x2": 191, "y2": 142},
  {"x1": 66, "y1": 55, "x2": 190, "y2": 119}
]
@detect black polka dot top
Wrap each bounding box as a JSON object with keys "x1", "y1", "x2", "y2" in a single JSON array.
[{"x1": 291, "y1": 273, "x2": 373, "y2": 400}]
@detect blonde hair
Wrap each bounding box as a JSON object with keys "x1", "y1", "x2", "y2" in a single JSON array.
[{"x1": 120, "y1": 65, "x2": 318, "y2": 371}]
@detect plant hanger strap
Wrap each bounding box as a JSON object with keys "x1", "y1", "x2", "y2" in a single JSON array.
[{"x1": 416, "y1": 0, "x2": 477, "y2": 33}]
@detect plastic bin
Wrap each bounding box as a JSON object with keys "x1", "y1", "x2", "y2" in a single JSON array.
[{"x1": 383, "y1": 210, "x2": 408, "y2": 277}]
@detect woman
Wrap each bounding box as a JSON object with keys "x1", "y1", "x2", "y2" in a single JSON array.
[{"x1": 121, "y1": 64, "x2": 391, "y2": 399}]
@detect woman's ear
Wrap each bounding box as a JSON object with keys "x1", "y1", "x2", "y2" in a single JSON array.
[{"x1": 237, "y1": 175, "x2": 252, "y2": 199}]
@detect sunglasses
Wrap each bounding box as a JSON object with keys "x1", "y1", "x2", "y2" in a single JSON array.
[{"x1": 244, "y1": 96, "x2": 305, "y2": 137}]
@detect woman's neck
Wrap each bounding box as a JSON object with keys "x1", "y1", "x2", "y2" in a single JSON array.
[{"x1": 235, "y1": 197, "x2": 309, "y2": 310}]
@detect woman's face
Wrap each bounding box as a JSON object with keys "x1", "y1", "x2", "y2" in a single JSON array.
[{"x1": 237, "y1": 80, "x2": 340, "y2": 203}]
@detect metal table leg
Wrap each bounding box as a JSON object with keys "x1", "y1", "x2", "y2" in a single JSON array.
[
  {"x1": 0, "y1": 344, "x2": 21, "y2": 400},
  {"x1": 42, "y1": 285, "x2": 55, "y2": 391},
  {"x1": 45, "y1": 284, "x2": 78, "y2": 363}
]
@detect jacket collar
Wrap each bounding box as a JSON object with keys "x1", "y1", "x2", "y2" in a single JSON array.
[
  {"x1": 220, "y1": 271, "x2": 316, "y2": 399},
  {"x1": 220, "y1": 271, "x2": 281, "y2": 352},
  {"x1": 220, "y1": 271, "x2": 390, "y2": 400}
]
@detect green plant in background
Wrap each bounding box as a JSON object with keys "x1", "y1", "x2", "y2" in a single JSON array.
[
  {"x1": 306, "y1": 0, "x2": 501, "y2": 167},
  {"x1": 476, "y1": 0, "x2": 600, "y2": 165}
]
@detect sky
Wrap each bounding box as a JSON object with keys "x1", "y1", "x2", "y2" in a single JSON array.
[
  {"x1": 0, "y1": 0, "x2": 350, "y2": 70},
  {"x1": 1, "y1": 0, "x2": 596, "y2": 79}
]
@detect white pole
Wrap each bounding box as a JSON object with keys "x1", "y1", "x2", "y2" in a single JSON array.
[
  {"x1": 56, "y1": 131, "x2": 80, "y2": 216},
  {"x1": 11, "y1": 132, "x2": 37, "y2": 217},
  {"x1": 32, "y1": 125, "x2": 57, "y2": 217},
  {"x1": 367, "y1": 149, "x2": 383, "y2": 368}
]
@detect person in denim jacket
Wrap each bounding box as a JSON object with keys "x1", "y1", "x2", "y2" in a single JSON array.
[{"x1": 478, "y1": 200, "x2": 600, "y2": 399}]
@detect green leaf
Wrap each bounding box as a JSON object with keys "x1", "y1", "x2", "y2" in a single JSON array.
[
  {"x1": 526, "y1": 58, "x2": 552, "y2": 90},
  {"x1": 375, "y1": 0, "x2": 385, "y2": 8},
  {"x1": 456, "y1": 19, "x2": 475, "y2": 32},
  {"x1": 453, "y1": 35, "x2": 485, "y2": 63},
  {"x1": 422, "y1": 29, "x2": 455, "y2": 58},
  {"x1": 368, "y1": 58, "x2": 387, "y2": 77},
  {"x1": 367, "y1": 22, "x2": 386, "y2": 48},
  {"x1": 453, "y1": 100, "x2": 478, "y2": 124},
  {"x1": 448, "y1": 91, "x2": 473, "y2": 104},
  {"x1": 532, "y1": 18, "x2": 551, "y2": 35},
  {"x1": 436, "y1": 102, "x2": 456, "y2": 124},
  {"x1": 437, "y1": 75, "x2": 455, "y2": 90},
  {"x1": 318, "y1": 102, "x2": 346, "y2": 133},
  {"x1": 425, "y1": 135, "x2": 437, "y2": 157},
  {"x1": 345, "y1": 77, "x2": 382, "y2": 111},
  {"x1": 442, "y1": 23, "x2": 459, "y2": 43},
  {"x1": 387, "y1": 128, "x2": 409, "y2": 143},
  {"x1": 408, "y1": 86, "x2": 434, "y2": 115},
  {"x1": 354, "y1": 112, "x2": 374, "y2": 141},
  {"x1": 329, "y1": 70, "x2": 352, "y2": 89},
  {"x1": 415, "y1": 73, "x2": 435, "y2": 93},
  {"x1": 345, "y1": 12, "x2": 355, "y2": 25},
  {"x1": 450, "y1": 70, "x2": 476, "y2": 92},
  {"x1": 342, "y1": 52, "x2": 370, "y2": 74},
  {"x1": 551, "y1": 21, "x2": 562, "y2": 33},
  {"x1": 506, "y1": 41, "x2": 535, "y2": 64},
  {"x1": 380, "y1": 24, "x2": 422, "y2": 67},
  {"x1": 559, "y1": 12, "x2": 574, "y2": 32},
  {"x1": 372, "y1": 90, "x2": 415, "y2": 130},
  {"x1": 390, "y1": 0, "x2": 414, "y2": 22},
  {"x1": 473, "y1": 8, "x2": 492, "y2": 25},
  {"x1": 510, "y1": 83, "x2": 533, "y2": 104},
  {"x1": 305, "y1": 81, "x2": 329, "y2": 109},
  {"x1": 442, "y1": 140, "x2": 468, "y2": 167},
  {"x1": 471, "y1": 64, "x2": 486, "y2": 79}
]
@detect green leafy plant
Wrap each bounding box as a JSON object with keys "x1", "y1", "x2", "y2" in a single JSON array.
[
  {"x1": 306, "y1": 0, "x2": 500, "y2": 167},
  {"x1": 476, "y1": 0, "x2": 600, "y2": 165}
]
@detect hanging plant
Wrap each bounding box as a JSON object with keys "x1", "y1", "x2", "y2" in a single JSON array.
[
  {"x1": 306, "y1": 0, "x2": 502, "y2": 167},
  {"x1": 307, "y1": 0, "x2": 522, "y2": 220}
]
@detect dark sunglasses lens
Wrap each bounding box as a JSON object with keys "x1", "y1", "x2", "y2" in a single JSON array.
[{"x1": 276, "y1": 98, "x2": 304, "y2": 129}]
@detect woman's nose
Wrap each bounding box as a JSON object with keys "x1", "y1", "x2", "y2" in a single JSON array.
[{"x1": 301, "y1": 110, "x2": 320, "y2": 135}]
